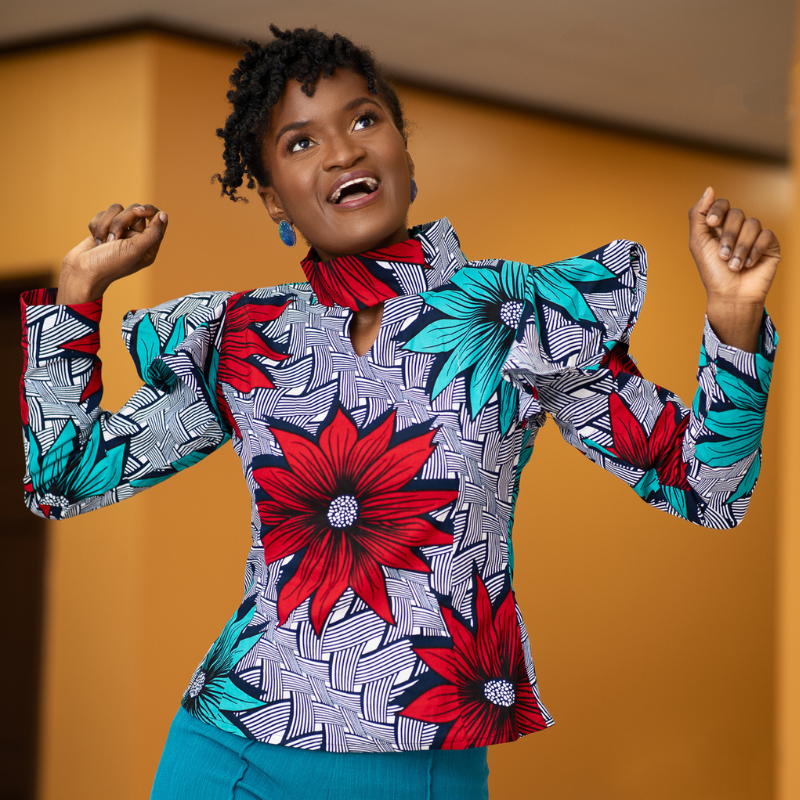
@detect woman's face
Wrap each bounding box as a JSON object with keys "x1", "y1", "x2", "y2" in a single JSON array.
[{"x1": 258, "y1": 70, "x2": 414, "y2": 262}]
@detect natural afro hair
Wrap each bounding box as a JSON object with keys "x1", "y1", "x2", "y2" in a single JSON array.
[{"x1": 214, "y1": 25, "x2": 407, "y2": 202}]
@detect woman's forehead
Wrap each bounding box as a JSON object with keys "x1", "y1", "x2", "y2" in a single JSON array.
[{"x1": 267, "y1": 70, "x2": 375, "y2": 134}]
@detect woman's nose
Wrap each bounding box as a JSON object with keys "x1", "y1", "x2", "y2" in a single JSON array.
[{"x1": 322, "y1": 133, "x2": 366, "y2": 171}]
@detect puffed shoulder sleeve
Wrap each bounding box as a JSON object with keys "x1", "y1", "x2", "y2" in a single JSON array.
[
  {"x1": 21, "y1": 289, "x2": 233, "y2": 520},
  {"x1": 501, "y1": 241, "x2": 777, "y2": 529},
  {"x1": 503, "y1": 239, "x2": 646, "y2": 382},
  {"x1": 122, "y1": 291, "x2": 233, "y2": 423}
]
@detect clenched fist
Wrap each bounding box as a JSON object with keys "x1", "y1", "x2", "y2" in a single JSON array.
[
  {"x1": 688, "y1": 188, "x2": 780, "y2": 352},
  {"x1": 57, "y1": 203, "x2": 169, "y2": 304}
]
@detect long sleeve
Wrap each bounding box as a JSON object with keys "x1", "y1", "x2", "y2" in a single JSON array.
[
  {"x1": 21, "y1": 288, "x2": 234, "y2": 520},
  {"x1": 502, "y1": 240, "x2": 777, "y2": 528}
]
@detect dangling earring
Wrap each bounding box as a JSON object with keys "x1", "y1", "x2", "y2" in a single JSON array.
[
  {"x1": 410, "y1": 177, "x2": 418, "y2": 204},
  {"x1": 278, "y1": 220, "x2": 296, "y2": 247}
]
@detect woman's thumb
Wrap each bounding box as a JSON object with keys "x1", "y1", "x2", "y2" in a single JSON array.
[
  {"x1": 149, "y1": 211, "x2": 168, "y2": 238},
  {"x1": 692, "y1": 187, "x2": 715, "y2": 225},
  {"x1": 137, "y1": 211, "x2": 168, "y2": 250}
]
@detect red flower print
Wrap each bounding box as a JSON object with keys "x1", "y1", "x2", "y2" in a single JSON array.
[
  {"x1": 63, "y1": 327, "x2": 103, "y2": 407},
  {"x1": 254, "y1": 408, "x2": 458, "y2": 635},
  {"x1": 301, "y1": 239, "x2": 427, "y2": 311},
  {"x1": 301, "y1": 255, "x2": 396, "y2": 310},
  {"x1": 600, "y1": 342, "x2": 642, "y2": 378},
  {"x1": 217, "y1": 293, "x2": 291, "y2": 436},
  {"x1": 399, "y1": 574, "x2": 547, "y2": 747},
  {"x1": 609, "y1": 394, "x2": 691, "y2": 489},
  {"x1": 80, "y1": 363, "x2": 103, "y2": 404}
]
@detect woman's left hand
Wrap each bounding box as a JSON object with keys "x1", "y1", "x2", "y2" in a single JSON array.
[{"x1": 688, "y1": 187, "x2": 780, "y2": 351}]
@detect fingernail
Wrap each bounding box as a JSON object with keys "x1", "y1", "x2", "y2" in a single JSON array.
[
  {"x1": 720, "y1": 246, "x2": 731, "y2": 258},
  {"x1": 159, "y1": 211, "x2": 168, "y2": 223},
  {"x1": 745, "y1": 257, "x2": 753, "y2": 267},
  {"x1": 95, "y1": 237, "x2": 102, "y2": 246},
  {"x1": 106, "y1": 233, "x2": 115, "y2": 243},
  {"x1": 707, "y1": 215, "x2": 719, "y2": 226},
  {"x1": 135, "y1": 206, "x2": 146, "y2": 212},
  {"x1": 702, "y1": 186, "x2": 711, "y2": 199},
  {"x1": 729, "y1": 257, "x2": 741, "y2": 270}
]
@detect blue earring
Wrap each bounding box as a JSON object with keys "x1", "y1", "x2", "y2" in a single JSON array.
[
  {"x1": 410, "y1": 177, "x2": 418, "y2": 204},
  {"x1": 278, "y1": 220, "x2": 296, "y2": 247}
]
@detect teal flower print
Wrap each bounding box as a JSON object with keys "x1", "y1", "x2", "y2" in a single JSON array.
[
  {"x1": 28, "y1": 420, "x2": 125, "y2": 502},
  {"x1": 133, "y1": 312, "x2": 186, "y2": 384},
  {"x1": 182, "y1": 597, "x2": 264, "y2": 735},
  {"x1": 527, "y1": 256, "x2": 615, "y2": 327},
  {"x1": 404, "y1": 261, "x2": 529, "y2": 433},
  {"x1": 695, "y1": 361, "x2": 769, "y2": 469}
]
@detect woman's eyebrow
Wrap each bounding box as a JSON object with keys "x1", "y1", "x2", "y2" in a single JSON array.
[
  {"x1": 274, "y1": 119, "x2": 311, "y2": 146},
  {"x1": 342, "y1": 97, "x2": 381, "y2": 113}
]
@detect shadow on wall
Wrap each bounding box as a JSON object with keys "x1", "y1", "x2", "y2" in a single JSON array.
[{"x1": 0, "y1": 275, "x2": 50, "y2": 800}]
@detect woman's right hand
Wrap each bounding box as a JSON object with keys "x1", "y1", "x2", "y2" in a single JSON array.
[{"x1": 57, "y1": 203, "x2": 169, "y2": 304}]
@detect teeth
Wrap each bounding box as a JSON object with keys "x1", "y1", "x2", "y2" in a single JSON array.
[{"x1": 330, "y1": 176, "x2": 379, "y2": 203}]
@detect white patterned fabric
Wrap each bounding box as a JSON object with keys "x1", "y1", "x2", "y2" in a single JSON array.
[{"x1": 20, "y1": 218, "x2": 777, "y2": 751}]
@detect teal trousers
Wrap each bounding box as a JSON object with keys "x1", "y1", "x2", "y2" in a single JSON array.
[{"x1": 150, "y1": 708, "x2": 490, "y2": 800}]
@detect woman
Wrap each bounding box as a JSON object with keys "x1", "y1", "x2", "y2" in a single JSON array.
[{"x1": 20, "y1": 25, "x2": 779, "y2": 800}]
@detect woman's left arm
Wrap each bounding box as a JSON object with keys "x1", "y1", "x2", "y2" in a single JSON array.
[{"x1": 505, "y1": 191, "x2": 780, "y2": 529}]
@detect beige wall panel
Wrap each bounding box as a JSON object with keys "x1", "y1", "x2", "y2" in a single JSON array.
[{"x1": 0, "y1": 32, "x2": 787, "y2": 800}]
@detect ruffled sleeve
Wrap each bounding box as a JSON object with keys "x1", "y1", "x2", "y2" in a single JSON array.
[
  {"x1": 503, "y1": 239, "x2": 646, "y2": 381},
  {"x1": 21, "y1": 289, "x2": 233, "y2": 519},
  {"x1": 502, "y1": 241, "x2": 777, "y2": 529}
]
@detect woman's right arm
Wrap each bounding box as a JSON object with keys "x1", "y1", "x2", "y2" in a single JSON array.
[{"x1": 21, "y1": 204, "x2": 232, "y2": 519}]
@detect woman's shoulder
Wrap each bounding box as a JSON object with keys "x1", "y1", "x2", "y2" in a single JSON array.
[
  {"x1": 120, "y1": 292, "x2": 234, "y2": 387},
  {"x1": 121, "y1": 281, "x2": 313, "y2": 326},
  {"x1": 523, "y1": 238, "x2": 647, "y2": 325},
  {"x1": 232, "y1": 281, "x2": 315, "y2": 304},
  {"x1": 120, "y1": 284, "x2": 313, "y2": 377},
  {"x1": 122, "y1": 290, "x2": 233, "y2": 331},
  {"x1": 468, "y1": 238, "x2": 647, "y2": 289}
]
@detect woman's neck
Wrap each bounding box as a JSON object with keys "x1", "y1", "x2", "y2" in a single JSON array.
[
  {"x1": 310, "y1": 225, "x2": 411, "y2": 264},
  {"x1": 349, "y1": 302, "x2": 385, "y2": 357}
]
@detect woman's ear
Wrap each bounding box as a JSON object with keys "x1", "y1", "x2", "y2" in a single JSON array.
[
  {"x1": 257, "y1": 185, "x2": 290, "y2": 224},
  {"x1": 405, "y1": 149, "x2": 415, "y2": 179}
]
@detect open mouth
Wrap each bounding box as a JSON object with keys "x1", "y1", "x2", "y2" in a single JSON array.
[{"x1": 328, "y1": 176, "x2": 380, "y2": 205}]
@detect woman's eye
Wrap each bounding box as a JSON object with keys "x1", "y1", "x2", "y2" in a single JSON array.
[
  {"x1": 353, "y1": 113, "x2": 377, "y2": 131},
  {"x1": 289, "y1": 136, "x2": 313, "y2": 153}
]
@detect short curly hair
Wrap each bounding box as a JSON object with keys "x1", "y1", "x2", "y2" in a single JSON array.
[{"x1": 214, "y1": 25, "x2": 407, "y2": 202}]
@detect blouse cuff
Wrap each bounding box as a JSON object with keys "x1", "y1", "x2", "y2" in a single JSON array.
[
  {"x1": 20, "y1": 288, "x2": 103, "y2": 318},
  {"x1": 701, "y1": 309, "x2": 777, "y2": 388},
  {"x1": 20, "y1": 289, "x2": 103, "y2": 371}
]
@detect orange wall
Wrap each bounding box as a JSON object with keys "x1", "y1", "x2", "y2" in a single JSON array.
[{"x1": 0, "y1": 32, "x2": 789, "y2": 800}]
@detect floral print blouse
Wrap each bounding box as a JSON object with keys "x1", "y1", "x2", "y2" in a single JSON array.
[{"x1": 20, "y1": 218, "x2": 777, "y2": 752}]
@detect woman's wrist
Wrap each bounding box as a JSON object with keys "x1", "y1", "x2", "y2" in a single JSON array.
[
  {"x1": 705, "y1": 296, "x2": 764, "y2": 353},
  {"x1": 56, "y1": 261, "x2": 106, "y2": 305}
]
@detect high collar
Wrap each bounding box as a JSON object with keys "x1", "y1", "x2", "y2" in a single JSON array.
[{"x1": 300, "y1": 218, "x2": 466, "y2": 311}]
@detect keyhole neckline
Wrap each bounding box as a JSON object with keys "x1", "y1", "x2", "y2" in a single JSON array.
[{"x1": 346, "y1": 301, "x2": 385, "y2": 358}]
